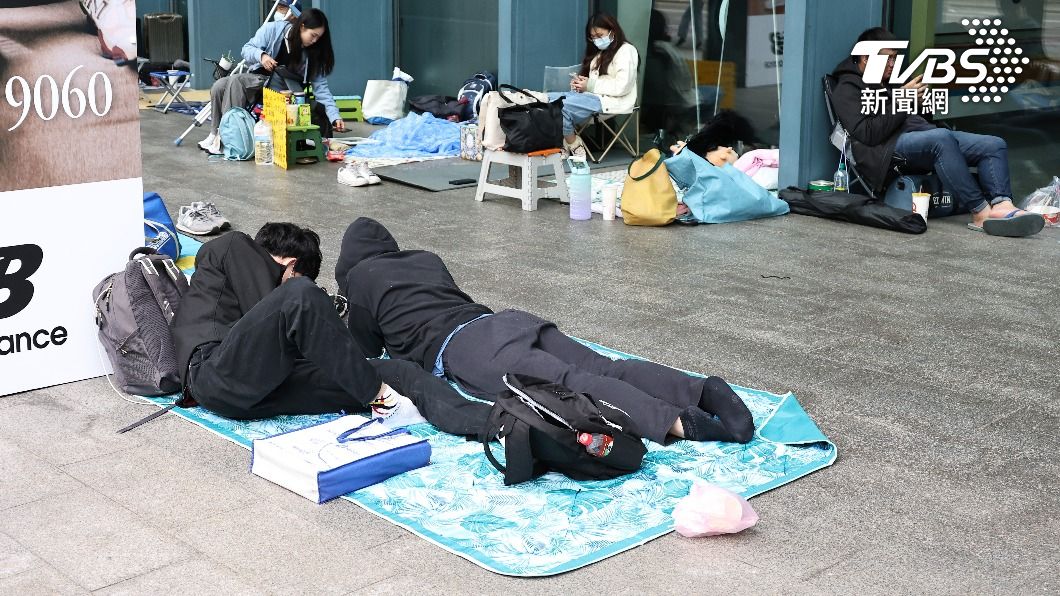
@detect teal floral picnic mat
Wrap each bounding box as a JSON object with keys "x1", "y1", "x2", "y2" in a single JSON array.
[{"x1": 148, "y1": 339, "x2": 836, "y2": 576}]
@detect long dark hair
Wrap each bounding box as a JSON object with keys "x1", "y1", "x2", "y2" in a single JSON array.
[
  {"x1": 284, "y1": 8, "x2": 335, "y2": 79},
  {"x1": 579, "y1": 13, "x2": 628, "y2": 77}
]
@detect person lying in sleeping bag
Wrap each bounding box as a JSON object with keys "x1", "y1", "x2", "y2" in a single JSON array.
[
  {"x1": 171, "y1": 224, "x2": 489, "y2": 437},
  {"x1": 334, "y1": 217, "x2": 755, "y2": 446}
]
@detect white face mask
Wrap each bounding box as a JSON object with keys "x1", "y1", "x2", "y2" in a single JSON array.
[
  {"x1": 274, "y1": 10, "x2": 288, "y2": 22},
  {"x1": 593, "y1": 34, "x2": 613, "y2": 51}
]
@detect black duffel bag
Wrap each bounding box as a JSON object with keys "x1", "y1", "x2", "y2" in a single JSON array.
[
  {"x1": 779, "y1": 186, "x2": 927, "y2": 234},
  {"x1": 496, "y1": 84, "x2": 564, "y2": 153},
  {"x1": 408, "y1": 95, "x2": 464, "y2": 121}
]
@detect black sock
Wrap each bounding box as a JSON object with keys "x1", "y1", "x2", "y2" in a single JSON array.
[
  {"x1": 678, "y1": 406, "x2": 734, "y2": 442},
  {"x1": 698, "y1": 376, "x2": 755, "y2": 443}
]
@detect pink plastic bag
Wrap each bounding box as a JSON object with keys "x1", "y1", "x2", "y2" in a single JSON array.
[{"x1": 672, "y1": 481, "x2": 759, "y2": 538}]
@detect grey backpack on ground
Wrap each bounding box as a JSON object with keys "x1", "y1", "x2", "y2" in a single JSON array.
[{"x1": 92, "y1": 248, "x2": 189, "y2": 396}]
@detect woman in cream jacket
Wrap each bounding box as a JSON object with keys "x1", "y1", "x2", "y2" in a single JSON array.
[{"x1": 547, "y1": 13, "x2": 639, "y2": 159}]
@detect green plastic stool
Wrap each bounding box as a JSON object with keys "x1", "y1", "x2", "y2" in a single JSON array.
[
  {"x1": 334, "y1": 95, "x2": 364, "y2": 122},
  {"x1": 286, "y1": 125, "x2": 325, "y2": 164}
]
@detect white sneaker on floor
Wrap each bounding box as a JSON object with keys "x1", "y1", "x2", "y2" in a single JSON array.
[
  {"x1": 370, "y1": 387, "x2": 427, "y2": 429},
  {"x1": 200, "y1": 135, "x2": 222, "y2": 156},
  {"x1": 337, "y1": 163, "x2": 368, "y2": 187},
  {"x1": 80, "y1": 0, "x2": 137, "y2": 63},
  {"x1": 358, "y1": 161, "x2": 381, "y2": 185},
  {"x1": 199, "y1": 201, "x2": 231, "y2": 231},
  {"x1": 197, "y1": 133, "x2": 217, "y2": 152},
  {"x1": 176, "y1": 203, "x2": 220, "y2": 236}
]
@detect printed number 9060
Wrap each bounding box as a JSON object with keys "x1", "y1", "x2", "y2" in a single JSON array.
[{"x1": 4, "y1": 66, "x2": 112, "y2": 132}]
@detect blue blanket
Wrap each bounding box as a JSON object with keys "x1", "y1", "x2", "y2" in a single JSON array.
[
  {"x1": 167, "y1": 241, "x2": 836, "y2": 576},
  {"x1": 346, "y1": 112, "x2": 460, "y2": 159}
]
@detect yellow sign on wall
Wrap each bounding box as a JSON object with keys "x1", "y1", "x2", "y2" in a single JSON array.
[{"x1": 262, "y1": 88, "x2": 288, "y2": 169}]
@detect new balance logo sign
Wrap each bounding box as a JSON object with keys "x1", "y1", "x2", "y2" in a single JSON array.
[{"x1": 0, "y1": 244, "x2": 43, "y2": 320}]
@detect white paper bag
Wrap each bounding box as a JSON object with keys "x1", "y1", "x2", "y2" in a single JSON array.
[
  {"x1": 362, "y1": 80, "x2": 407, "y2": 121},
  {"x1": 251, "y1": 415, "x2": 430, "y2": 503}
]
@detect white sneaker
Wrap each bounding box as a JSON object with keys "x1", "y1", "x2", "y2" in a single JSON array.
[
  {"x1": 80, "y1": 0, "x2": 137, "y2": 63},
  {"x1": 176, "y1": 203, "x2": 220, "y2": 235},
  {"x1": 337, "y1": 163, "x2": 368, "y2": 187},
  {"x1": 197, "y1": 133, "x2": 217, "y2": 152},
  {"x1": 199, "y1": 201, "x2": 231, "y2": 231},
  {"x1": 564, "y1": 138, "x2": 587, "y2": 161},
  {"x1": 201, "y1": 136, "x2": 222, "y2": 156},
  {"x1": 370, "y1": 387, "x2": 427, "y2": 429},
  {"x1": 358, "y1": 161, "x2": 381, "y2": 185}
]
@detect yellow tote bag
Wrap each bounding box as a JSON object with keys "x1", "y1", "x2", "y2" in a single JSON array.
[{"x1": 621, "y1": 148, "x2": 678, "y2": 226}]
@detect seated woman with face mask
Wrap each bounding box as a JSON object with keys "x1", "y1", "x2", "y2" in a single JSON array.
[{"x1": 546, "y1": 12, "x2": 639, "y2": 159}]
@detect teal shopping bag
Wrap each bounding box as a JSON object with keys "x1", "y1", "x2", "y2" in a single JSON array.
[{"x1": 664, "y1": 150, "x2": 789, "y2": 223}]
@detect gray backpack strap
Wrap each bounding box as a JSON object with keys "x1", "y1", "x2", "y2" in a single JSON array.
[{"x1": 134, "y1": 255, "x2": 186, "y2": 324}]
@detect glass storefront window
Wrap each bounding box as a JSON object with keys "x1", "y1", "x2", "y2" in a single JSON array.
[
  {"x1": 641, "y1": 1, "x2": 784, "y2": 149},
  {"x1": 921, "y1": 0, "x2": 1059, "y2": 198}
]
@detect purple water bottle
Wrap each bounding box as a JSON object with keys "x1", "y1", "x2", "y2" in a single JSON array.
[{"x1": 567, "y1": 157, "x2": 592, "y2": 220}]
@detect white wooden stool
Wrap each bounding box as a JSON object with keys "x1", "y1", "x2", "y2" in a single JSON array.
[{"x1": 474, "y1": 149, "x2": 569, "y2": 211}]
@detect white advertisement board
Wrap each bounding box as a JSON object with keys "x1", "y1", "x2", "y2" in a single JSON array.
[
  {"x1": 1, "y1": 0, "x2": 142, "y2": 396},
  {"x1": 745, "y1": 12, "x2": 785, "y2": 88}
]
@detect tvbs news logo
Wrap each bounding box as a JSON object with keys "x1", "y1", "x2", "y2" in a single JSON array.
[
  {"x1": 853, "y1": 18, "x2": 1029, "y2": 112},
  {"x1": 0, "y1": 245, "x2": 68, "y2": 357}
]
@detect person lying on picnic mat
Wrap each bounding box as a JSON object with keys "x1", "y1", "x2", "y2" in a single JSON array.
[
  {"x1": 334, "y1": 218, "x2": 755, "y2": 446},
  {"x1": 171, "y1": 224, "x2": 489, "y2": 437},
  {"x1": 830, "y1": 27, "x2": 1044, "y2": 238}
]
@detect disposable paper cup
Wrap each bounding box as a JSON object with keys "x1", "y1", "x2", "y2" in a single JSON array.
[
  {"x1": 602, "y1": 186, "x2": 618, "y2": 221},
  {"x1": 911, "y1": 192, "x2": 930, "y2": 222}
]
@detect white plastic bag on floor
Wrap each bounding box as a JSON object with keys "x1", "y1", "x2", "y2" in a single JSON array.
[
  {"x1": 1019, "y1": 176, "x2": 1060, "y2": 227},
  {"x1": 672, "y1": 481, "x2": 759, "y2": 537}
]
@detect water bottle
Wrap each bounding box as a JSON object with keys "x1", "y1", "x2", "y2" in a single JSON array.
[
  {"x1": 577, "y1": 432, "x2": 614, "y2": 457},
  {"x1": 254, "y1": 120, "x2": 273, "y2": 166},
  {"x1": 567, "y1": 157, "x2": 592, "y2": 220},
  {"x1": 833, "y1": 160, "x2": 849, "y2": 192}
]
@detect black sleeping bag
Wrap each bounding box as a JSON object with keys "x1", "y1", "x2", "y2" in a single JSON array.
[{"x1": 779, "y1": 187, "x2": 927, "y2": 234}]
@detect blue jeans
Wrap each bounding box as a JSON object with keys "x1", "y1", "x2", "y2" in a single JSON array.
[
  {"x1": 547, "y1": 91, "x2": 603, "y2": 135},
  {"x1": 893, "y1": 129, "x2": 1012, "y2": 213}
]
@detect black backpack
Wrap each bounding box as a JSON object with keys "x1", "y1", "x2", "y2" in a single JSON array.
[
  {"x1": 457, "y1": 71, "x2": 497, "y2": 121},
  {"x1": 481, "y1": 374, "x2": 648, "y2": 485}
]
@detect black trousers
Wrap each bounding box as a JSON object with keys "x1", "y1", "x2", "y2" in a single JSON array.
[
  {"x1": 188, "y1": 278, "x2": 487, "y2": 436},
  {"x1": 444, "y1": 310, "x2": 707, "y2": 444}
]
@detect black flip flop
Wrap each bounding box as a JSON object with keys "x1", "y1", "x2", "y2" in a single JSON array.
[{"x1": 981, "y1": 210, "x2": 1045, "y2": 238}]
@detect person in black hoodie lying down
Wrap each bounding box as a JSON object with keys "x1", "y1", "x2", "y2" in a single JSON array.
[
  {"x1": 171, "y1": 223, "x2": 487, "y2": 437},
  {"x1": 334, "y1": 217, "x2": 755, "y2": 446}
]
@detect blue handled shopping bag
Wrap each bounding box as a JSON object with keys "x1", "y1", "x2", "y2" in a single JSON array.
[
  {"x1": 664, "y1": 150, "x2": 789, "y2": 223},
  {"x1": 143, "y1": 192, "x2": 180, "y2": 259}
]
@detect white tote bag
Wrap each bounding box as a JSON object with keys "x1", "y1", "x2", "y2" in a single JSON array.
[
  {"x1": 251, "y1": 415, "x2": 430, "y2": 503},
  {"x1": 362, "y1": 80, "x2": 407, "y2": 121}
]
